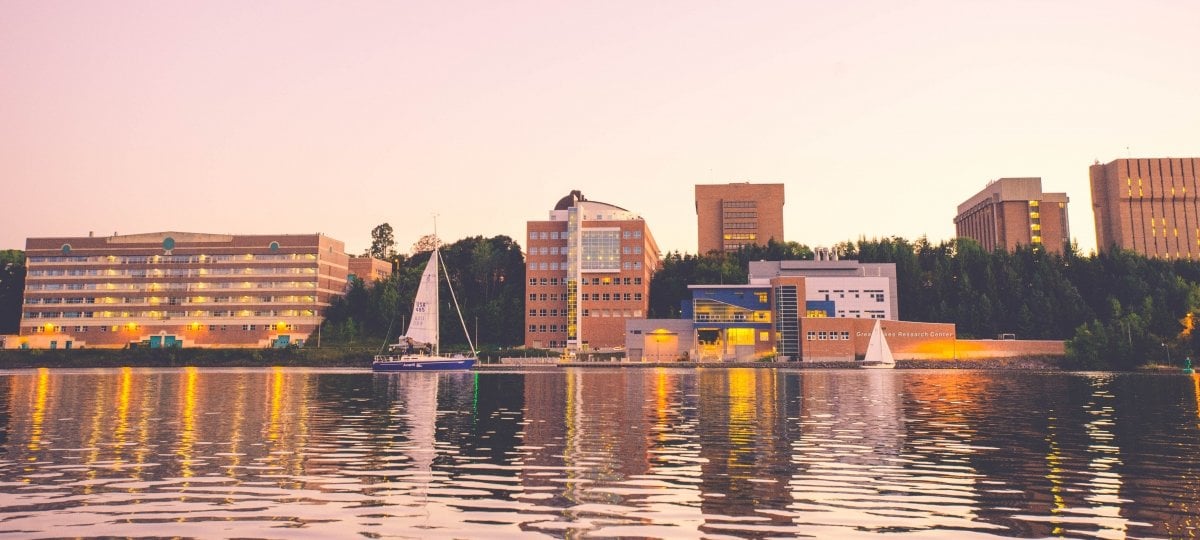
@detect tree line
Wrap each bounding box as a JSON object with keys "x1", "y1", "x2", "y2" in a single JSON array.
[
  {"x1": 320, "y1": 234, "x2": 527, "y2": 351},
  {"x1": 650, "y1": 238, "x2": 1200, "y2": 370},
  {"x1": 4, "y1": 228, "x2": 1200, "y2": 370}
]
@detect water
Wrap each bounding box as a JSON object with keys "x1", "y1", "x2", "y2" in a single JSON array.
[{"x1": 0, "y1": 368, "x2": 1198, "y2": 539}]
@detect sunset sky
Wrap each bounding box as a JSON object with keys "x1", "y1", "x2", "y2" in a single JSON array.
[{"x1": 2, "y1": 1, "x2": 1197, "y2": 256}]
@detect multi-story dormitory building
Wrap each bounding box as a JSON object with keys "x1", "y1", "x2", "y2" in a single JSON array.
[
  {"x1": 525, "y1": 191, "x2": 661, "y2": 352},
  {"x1": 10, "y1": 231, "x2": 348, "y2": 349}
]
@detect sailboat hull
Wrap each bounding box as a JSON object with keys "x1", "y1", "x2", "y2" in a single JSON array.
[{"x1": 372, "y1": 355, "x2": 476, "y2": 372}]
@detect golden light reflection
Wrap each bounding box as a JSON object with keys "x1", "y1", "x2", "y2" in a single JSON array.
[
  {"x1": 726, "y1": 368, "x2": 756, "y2": 474},
  {"x1": 1193, "y1": 373, "x2": 1200, "y2": 420},
  {"x1": 178, "y1": 367, "x2": 198, "y2": 479},
  {"x1": 26, "y1": 368, "x2": 50, "y2": 454},
  {"x1": 115, "y1": 367, "x2": 133, "y2": 458},
  {"x1": 267, "y1": 366, "x2": 285, "y2": 443}
]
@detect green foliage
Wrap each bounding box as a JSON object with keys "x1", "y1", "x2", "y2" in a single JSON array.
[
  {"x1": 653, "y1": 236, "x2": 1200, "y2": 368},
  {"x1": 321, "y1": 235, "x2": 526, "y2": 350},
  {"x1": 367, "y1": 222, "x2": 397, "y2": 260},
  {"x1": 0, "y1": 250, "x2": 25, "y2": 334}
]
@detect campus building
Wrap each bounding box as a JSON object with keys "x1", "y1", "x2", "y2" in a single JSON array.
[
  {"x1": 627, "y1": 257, "x2": 1064, "y2": 363},
  {"x1": 695, "y1": 182, "x2": 785, "y2": 254},
  {"x1": 348, "y1": 256, "x2": 393, "y2": 284},
  {"x1": 1090, "y1": 157, "x2": 1200, "y2": 259},
  {"x1": 954, "y1": 177, "x2": 1070, "y2": 254},
  {"x1": 11, "y1": 231, "x2": 348, "y2": 349},
  {"x1": 525, "y1": 190, "x2": 661, "y2": 352}
]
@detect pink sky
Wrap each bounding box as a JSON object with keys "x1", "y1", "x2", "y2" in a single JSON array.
[{"x1": 2, "y1": 0, "x2": 1198, "y2": 255}]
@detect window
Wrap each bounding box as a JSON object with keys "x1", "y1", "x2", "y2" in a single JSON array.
[
  {"x1": 529, "y1": 324, "x2": 537, "y2": 332},
  {"x1": 602, "y1": 293, "x2": 610, "y2": 301},
  {"x1": 529, "y1": 309, "x2": 537, "y2": 317},
  {"x1": 539, "y1": 325, "x2": 547, "y2": 332},
  {"x1": 539, "y1": 309, "x2": 548, "y2": 317},
  {"x1": 623, "y1": 293, "x2": 631, "y2": 301},
  {"x1": 529, "y1": 278, "x2": 537, "y2": 286},
  {"x1": 529, "y1": 294, "x2": 536, "y2": 301},
  {"x1": 634, "y1": 278, "x2": 642, "y2": 285},
  {"x1": 634, "y1": 293, "x2": 643, "y2": 301},
  {"x1": 818, "y1": 331, "x2": 827, "y2": 340}
]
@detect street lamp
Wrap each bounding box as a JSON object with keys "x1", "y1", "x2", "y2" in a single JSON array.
[{"x1": 1162, "y1": 342, "x2": 1172, "y2": 366}]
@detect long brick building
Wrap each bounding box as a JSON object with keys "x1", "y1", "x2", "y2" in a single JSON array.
[
  {"x1": 12, "y1": 231, "x2": 348, "y2": 349},
  {"x1": 1091, "y1": 157, "x2": 1200, "y2": 259}
]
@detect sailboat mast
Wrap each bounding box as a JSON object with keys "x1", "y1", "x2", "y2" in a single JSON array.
[{"x1": 439, "y1": 214, "x2": 444, "y2": 357}]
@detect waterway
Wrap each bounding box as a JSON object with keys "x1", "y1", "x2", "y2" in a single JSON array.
[{"x1": 0, "y1": 367, "x2": 1197, "y2": 538}]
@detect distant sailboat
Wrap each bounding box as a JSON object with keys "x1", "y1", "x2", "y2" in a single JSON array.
[
  {"x1": 373, "y1": 242, "x2": 477, "y2": 372},
  {"x1": 860, "y1": 319, "x2": 896, "y2": 369}
]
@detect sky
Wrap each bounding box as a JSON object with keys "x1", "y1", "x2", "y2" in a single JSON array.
[{"x1": 2, "y1": 0, "x2": 1198, "y2": 257}]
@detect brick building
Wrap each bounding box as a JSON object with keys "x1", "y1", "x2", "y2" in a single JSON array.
[
  {"x1": 1091, "y1": 157, "x2": 1200, "y2": 259},
  {"x1": 695, "y1": 183, "x2": 785, "y2": 254},
  {"x1": 12, "y1": 231, "x2": 348, "y2": 349},
  {"x1": 348, "y1": 256, "x2": 393, "y2": 284},
  {"x1": 954, "y1": 177, "x2": 1070, "y2": 254},
  {"x1": 525, "y1": 190, "x2": 661, "y2": 352}
]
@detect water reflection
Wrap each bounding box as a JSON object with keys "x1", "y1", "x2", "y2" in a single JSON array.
[{"x1": 0, "y1": 368, "x2": 1198, "y2": 538}]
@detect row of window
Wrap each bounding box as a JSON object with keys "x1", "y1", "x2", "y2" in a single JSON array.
[
  {"x1": 527, "y1": 230, "x2": 645, "y2": 241},
  {"x1": 27, "y1": 323, "x2": 297, "y2": 334},
  {"x1": 29, "y1": 267, "x2": 316, "y2": 278},
  {"x1": 724, "y1": 222, "x2": 757, "y2": 229},
  {"x1": 527, "y1": 310, "x2": 644, "y2": 331},
  {"x1": 27, "y1": 281, "x2": 319, "y2": 291},
  {"x1": 25, "y1": 309, "x2": 317, "y2": 319},
  {"x1": 722, "y1": 200, "x2": 757, "y2": 208},
  {"x1": 26, "y1": 295, "x2": 316, "y2": 305},
  {"x1": 527, "y1": 246, "x2": 641, "y2": 256},
  {"x1": 527, "y1": 292, "x2": 643, "y2": 302},
  {"x1": 29, "y1": 254, "x2": 318, "y2": 265},
  {"x1": 807, "y1": 331, "x2": 851, "y2": 341},
  {"x1": 527, "y1": 261, "x2": 644, "y2": 271}
]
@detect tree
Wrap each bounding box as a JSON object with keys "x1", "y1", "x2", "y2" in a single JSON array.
[
  {"x1": 0, "y1": 250, "x2": 25, "y2": 333},
  {"x1": 367, "y1": 223, "x2": 396, "y2": 260},
  {"x1": 411, "y1": 234, "x2": 440, "y2": 255}
]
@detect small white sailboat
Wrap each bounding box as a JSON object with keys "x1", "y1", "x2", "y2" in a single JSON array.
[
  {"x1": 373, "y1": 243, "x2": 477, "y2": 372},
  {"x1": 860, "y1": 319, "x2": 896, "y2": 369}
]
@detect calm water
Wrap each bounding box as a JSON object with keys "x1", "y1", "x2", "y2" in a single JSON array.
[{"x1": 0, "y1": 368, "x2": 1198, "y2": 539}]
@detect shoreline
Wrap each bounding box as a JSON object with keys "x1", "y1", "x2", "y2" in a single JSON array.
[{"x1": 0, "y1": 348, "x2": 1066, "y2": 370}]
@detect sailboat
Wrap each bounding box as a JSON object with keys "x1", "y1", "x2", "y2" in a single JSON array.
[
  {"x1": 372, "y1": 245, "x2": 477, "y2": 372},
  {"x1": 859, "y1": 319, "x2": 896, "y2": 369}
]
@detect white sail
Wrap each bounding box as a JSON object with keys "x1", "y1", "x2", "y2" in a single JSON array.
[
  {"x1": 405, "y1": 251, "x2": 440, "y2": 348},
  {"x1": 863, "y1": 319, "x2": 895, "y2": 368}
]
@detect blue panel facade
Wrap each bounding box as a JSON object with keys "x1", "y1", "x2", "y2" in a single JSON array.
[{"x1": 806, "y1": 300, "x2": 836, "y2": 317}]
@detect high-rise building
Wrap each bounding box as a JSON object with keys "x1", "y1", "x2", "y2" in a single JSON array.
[
  {"x1": 695, "y1": 183, "x2": 785, "y2": 254},
  {"x1": 1091, "y1": 157, "x2": 1200, "y2": 258},
  {"x1": 525, "y1": 190, "x2": 660, "y2": 351},
  {"x1": 12, "y1": 231, "x2": 348, "y2": 349},
  {"x1": 954, "y1": 177, "x2": 1070, "y2": 253}
]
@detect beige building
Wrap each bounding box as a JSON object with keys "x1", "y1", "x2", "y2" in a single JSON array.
[
  {"x1": 12, "y1": 231, "x2": 348, "y2": 349},
  {"x1": 1091, "y1": 157, "x2": 1200, "y2": 259},
  {"x1": 526, "y1": 190, "x2": 661, "y2": 352},
  {"x1": 954, "y1": 177, "x2": 1070, "y2": 254},
  {"x1": 695, "y1": 182, "x2": 785, "y2": 254},
  {"x1": 348, "y1": 256, "x2": 393, "y2": 284}
]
